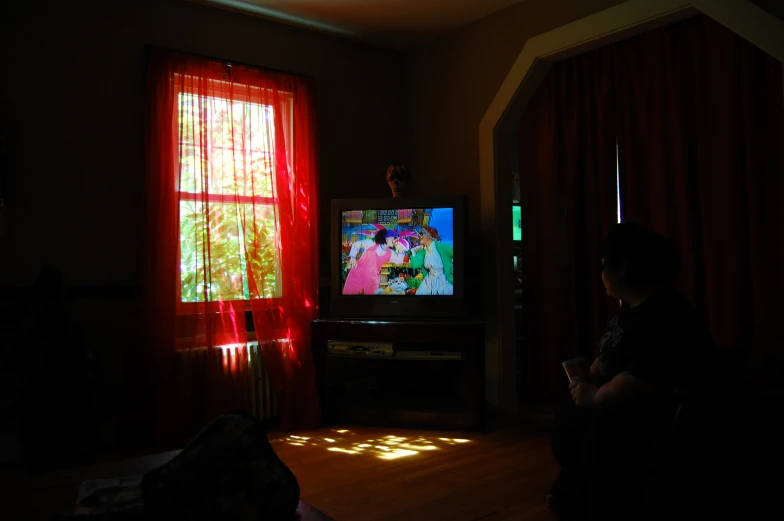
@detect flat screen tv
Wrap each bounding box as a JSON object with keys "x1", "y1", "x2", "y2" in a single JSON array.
[{"x1": 330, "y1": 196, "x2": 467, "y2": 319}]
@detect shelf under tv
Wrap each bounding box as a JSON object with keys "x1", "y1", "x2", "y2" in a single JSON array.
[{"x1": 312, "y1": 318, "x2": 485, "y2": 431}]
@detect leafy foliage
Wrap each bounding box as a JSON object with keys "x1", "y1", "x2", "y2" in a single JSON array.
[{"x1": 177, "y1": 92, "x2": 281, "y2": 303}]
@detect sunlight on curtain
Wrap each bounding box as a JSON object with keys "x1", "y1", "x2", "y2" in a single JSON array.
[
  {"x1": 177, "y1": 89, "x2": 280, "y2": 303},
  {"x1": 144, "y1": 48, "x2": 321, "y2": 432}
]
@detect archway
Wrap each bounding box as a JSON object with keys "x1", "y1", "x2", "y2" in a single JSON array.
[{"x1": 478, "y1": 0, "x2": 784, "y2": 409}]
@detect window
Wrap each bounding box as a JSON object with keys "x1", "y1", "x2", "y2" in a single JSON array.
[
  {"x1": 616, "y1": 138, "x2": 622, "y2": 223},
  {"x1": 176, "y1": 79, "x2": 285, "y2": 304},
  {"x1": 512, "y1": 204, "x2": 522, "y2": 241},
  {"x1": 146, "y1": 46, "x2": 319, "y2": 383}
]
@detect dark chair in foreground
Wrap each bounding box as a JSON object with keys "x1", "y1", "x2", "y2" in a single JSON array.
[{"x1": 644, "y1": 346, "x2": 777, "y2": 520}]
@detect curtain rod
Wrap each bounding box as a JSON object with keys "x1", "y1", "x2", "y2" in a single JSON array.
[{"x1": 144, "y1": 44, "x2": 314, "y2": 81}]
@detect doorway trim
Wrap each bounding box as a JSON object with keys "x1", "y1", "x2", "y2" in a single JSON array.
[{"x1": 479, "y1": 0, "x2": 784, "y2": 409}]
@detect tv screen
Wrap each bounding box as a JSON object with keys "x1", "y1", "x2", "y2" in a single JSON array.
[
  {"x1": 340, "y1": 207, "x2": 455, "y2": 296},
  {"x1": 331, "y1": 197, "x2": 467, "y2": 318}
]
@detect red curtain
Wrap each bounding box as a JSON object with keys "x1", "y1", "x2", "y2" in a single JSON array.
[
  {"x1": 614, "y1": 15, "x2": 784, "y2": 355},
  {"x1": 517, "y1": 14, "x2": 783, "y2": 404},
  {"x1": 518, "y1": 47, "x2": 620, "y2": 402},
  {"x1": 142, "y1": 47, "x2": 320, "y2": 445}
]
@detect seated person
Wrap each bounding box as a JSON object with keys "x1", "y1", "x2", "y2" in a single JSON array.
[{"x1": 548, "y1": 223, "x2": 716, "y2": 521}]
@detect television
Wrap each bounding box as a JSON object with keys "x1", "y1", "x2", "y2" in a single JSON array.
[{"x1": 330, "y1": 196, "x2": 468, "y2": 319}]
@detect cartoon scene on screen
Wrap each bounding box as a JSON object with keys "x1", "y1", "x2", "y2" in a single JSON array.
[{"x1": 340, "y1": 208, "x2": 454, "y2": 296}]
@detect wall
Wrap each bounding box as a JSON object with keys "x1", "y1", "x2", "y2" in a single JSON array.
[
  {"x1": 0, "y1": 0, "x2": 404, "y2": 449},
  {"x1": 0, "y1": 0, "x2": 404, "y2": 287},
  {"x1": 404, "y1": 0, "x2": 626, "y2": 229},
  {"x1": 749, "y1": 0, "x2": 784, "y2": 23}
]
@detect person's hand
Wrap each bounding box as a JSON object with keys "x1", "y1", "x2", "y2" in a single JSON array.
[
  {"x1": 569, "y1": 381, "x2": 598, "y2": 407},
  {"x1": 590, "y1": 356, "x2": 600, "y2": 382},
  {"x1": 348, "y1": 257, "x2": 357, "y2": 270},
  {"x1": 411, "y1": 245, "x2": 423, "y2": 254}
]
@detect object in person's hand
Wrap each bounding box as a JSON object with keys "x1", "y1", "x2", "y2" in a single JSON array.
[{"x1": 562, "y1": 356, "x2": 591, "y2": 384}]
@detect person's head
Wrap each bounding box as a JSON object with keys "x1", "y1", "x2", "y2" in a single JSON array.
[
  {"x1": 417, "y1": 226, "x2": 440, "y2": 246},
  {"x1": 386, "y1": 164, "x2": 412, "y2": 197},
  {"x1": 374, "y1": 229, "x2": 399, "y2": 247},
  {"x1": 600, "y1": 222, "x2": 679, "y2": 300}
]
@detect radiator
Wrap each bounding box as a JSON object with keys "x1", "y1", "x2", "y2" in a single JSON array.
[
  {"x1": 174, "y1": 341, "x2": 280, "y2": 424},
  {"x1": 248, "y1": 341, "x2": 279, "y2": 423}
]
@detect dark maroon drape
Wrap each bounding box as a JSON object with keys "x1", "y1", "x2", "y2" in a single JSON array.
[
  {"x1": 519, "y1": 14, "x2": 783, "y2": 403},
  {"x1": 518, "y1": 48, "x2": 620, "y2": 402},
  {"x1": 614, "y1": 15, "x2": 784, "y2": 354}
]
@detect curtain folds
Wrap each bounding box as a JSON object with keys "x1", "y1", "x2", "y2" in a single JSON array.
[
  {"x1": 614, "y1": 15, "x2": 784, "y2": 354},
  {"x1": 518, "y1": 47, "x2": 620, "y2": 402},
  {"x1": 518, "y1": 14, "x2": 783, "y2": 402},
  {"x1": 142, "y1": 47, "x2": 320, "y2": 445}
]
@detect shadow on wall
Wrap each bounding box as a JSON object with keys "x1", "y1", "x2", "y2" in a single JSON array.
[{"x1": 1, "y1": 265, "x2": 104, "y2": 470}]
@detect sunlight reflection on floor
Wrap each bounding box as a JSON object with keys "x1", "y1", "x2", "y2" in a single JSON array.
[{"x1": 273, "y1": 430, "x2": 471, "y2": 460}]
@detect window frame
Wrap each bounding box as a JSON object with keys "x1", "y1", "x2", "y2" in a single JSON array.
[{"x1": 173, "y1": 74, "x2": 291, "y2": 316}]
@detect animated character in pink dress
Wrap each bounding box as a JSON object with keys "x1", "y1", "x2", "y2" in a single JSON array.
[{"x1": 343, "y1": 229, "x2": 407, "y2": 295}]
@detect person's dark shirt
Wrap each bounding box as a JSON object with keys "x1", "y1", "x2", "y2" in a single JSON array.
[{"x1": 597, "y1": 287, "x2": 716, "y2": 398}]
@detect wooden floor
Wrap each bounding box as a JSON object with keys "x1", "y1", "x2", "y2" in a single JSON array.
[
  {"x1": 271, "y1": 419, "x2": 560, "y2": 521},
  {"x1": 0, "y1": 415, "x2": 560, "y2": 521}
]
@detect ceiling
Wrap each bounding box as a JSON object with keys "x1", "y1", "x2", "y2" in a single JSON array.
[{"x1": 195, "y1": 0, "x2": 525, "y2": 49}]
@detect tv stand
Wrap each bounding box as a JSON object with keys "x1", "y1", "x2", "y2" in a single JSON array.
[{"x1": 312, "y1": 318, "x2": 485, "y2": 430}]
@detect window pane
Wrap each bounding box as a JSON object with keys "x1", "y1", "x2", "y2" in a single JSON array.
[
  {"x1": 180, "y1": 200, "x2": 280, "y2": 302},
  {"x1": 179, "y1": 145, "x2": 203, "y2": 194},
  {"x1": 241, "y1": 204, "x2": 280, "y2": 299},
  {"x1": 245, "y1": 102, "x2": 276, "y2": 198},
  {"x1": 180, "y1": 200, "x2": 244, "y2": 303},
  {"x1": 231, "y1": 101, "x2": 249, "y2": 146},
  {"x1": 179, "y1": 199, "x2": 207, "y2": 303},
  {"x1": 207, "y1": 97, "x2": 231, "y2": 149},
  {"x1": 177, "y1": 96, "x2": 276, "y2": 198},
  {"x1": 177, "y1": 90, "x2": 281, "y2": 303},
  {"x1": 247, "y1": 150, "x2": 274, "y2": 197},
  {"x1": 616, "y1": 138, "x2": 622, "y2": 223},
  {"x1": 209, "y1": 146, "x2": 240, "y2": 196},
  {"x1": 178, "y1": 93, "x2": 199, "y2": 146}
]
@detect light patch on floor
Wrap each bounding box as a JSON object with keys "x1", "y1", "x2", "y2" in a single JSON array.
[{"x1": 273, "y1": 428, "x2": 473, "y2": 460}]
